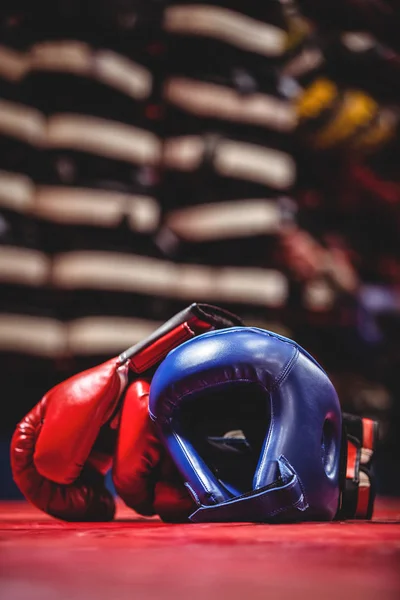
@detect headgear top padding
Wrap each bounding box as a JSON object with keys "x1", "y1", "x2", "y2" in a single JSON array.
[{"x1": 149, "y1": 327, "x2": 343, "y2": 523}]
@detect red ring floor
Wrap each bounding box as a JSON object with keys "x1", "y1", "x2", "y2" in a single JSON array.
[{"x1": 1, "y1": 497, "x2": 399, "y2": 600}]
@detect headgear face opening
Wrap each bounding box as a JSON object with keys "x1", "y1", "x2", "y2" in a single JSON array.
[{"x1": 149, "y1": 327, "x2": 343, "y2": 523}]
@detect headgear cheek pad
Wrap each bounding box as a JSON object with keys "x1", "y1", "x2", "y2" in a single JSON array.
[{"x1": 149, "y1": 327, "x2": 343, "y2": 523}]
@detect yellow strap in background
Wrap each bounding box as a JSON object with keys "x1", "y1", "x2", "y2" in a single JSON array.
[
  {"x1": 296, "y1": 78, "x2": 383, "y2": 150},
  {"x1": 296, "y1": 78, "x2": 338, "y2": 120},
  {"x1": 313, "y1": 90, "x2": 377, "y2": 148}
]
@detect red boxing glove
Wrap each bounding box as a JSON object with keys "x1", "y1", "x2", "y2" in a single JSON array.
[
  {"x1": 113, "y1": 380, "x2": 195, "y2": 522},
  {"x1": 11, "y1": 358, "x2": 128, "y2": 521},
  {"x1": 11, "y1": 303, "x2": 241, "y2": 521}
]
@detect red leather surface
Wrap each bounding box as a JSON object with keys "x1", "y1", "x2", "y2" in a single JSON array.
[
  {"x1": 129, "y1": 324, "x2": 195, "y2": 372},
  {"x1": 362, "y1": 418, "x2": 375, "y2": 451},
  {"x1": 10, "y1": 358, "x2": 124, "y2": 521},
  {"x1": 23, "y1": 358, "x2": 121, "y2": 484},
  {"x1": 346, "y1": 440, "x2": 357, "y2": 480}
]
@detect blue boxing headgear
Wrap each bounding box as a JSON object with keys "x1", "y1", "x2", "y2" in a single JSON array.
[{"x1": 149, "y1": 327, "x2": 344, "y2": 523}]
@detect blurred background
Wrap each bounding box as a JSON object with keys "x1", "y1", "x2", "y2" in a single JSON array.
[{"x1": 0, "y1": 0, "x2": 399, "y2": 499}]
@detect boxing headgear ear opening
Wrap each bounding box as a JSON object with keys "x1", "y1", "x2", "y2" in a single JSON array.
[{"x1": 173, "y1": 381, "x2": 271, "y2": 497}]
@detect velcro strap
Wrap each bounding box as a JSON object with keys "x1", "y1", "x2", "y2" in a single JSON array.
[
  {"x1": 342, "y1": 413, "x2": 378, "y2": 467},
  {"x1": 188, "y1": 457, "x2": 308, "y2": 523},
  {"x1": 345, "y1": 439, "x2": 374, "y2": 519},
  {"x1": 356, "y1": 468, "x2": 374, "y2": 519},
  {"x1": 118, "y1": 303, "x2": 243, "y2": 373},
  {"x1": 337, "y1": 413, "x2": 378, "y2": 520}
]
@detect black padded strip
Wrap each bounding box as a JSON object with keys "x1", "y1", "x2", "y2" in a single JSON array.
[{"x1": 119, "y1": 302, "x2": 243, "y2": 363}]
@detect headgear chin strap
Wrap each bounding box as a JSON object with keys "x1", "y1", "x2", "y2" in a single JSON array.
[{"x1": 149, "y1": 327, "x2": 345, "y2": 523}]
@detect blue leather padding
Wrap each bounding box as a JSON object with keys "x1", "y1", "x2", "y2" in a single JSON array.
[
  {"x1": 188, "y1": 456, "x2": 308, "y2": 523},
  {"x1": 255, "y1": 351, "x2": 342, "y2": 520},
  {"x1": 149, "y1": 327, "x2": 342, "y2": 521}
]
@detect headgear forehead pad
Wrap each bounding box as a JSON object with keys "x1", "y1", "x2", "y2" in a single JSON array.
[{"x1": 149, "y1": 327, "x2": 343, "y2": 523}]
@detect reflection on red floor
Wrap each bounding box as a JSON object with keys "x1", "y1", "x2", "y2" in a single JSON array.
[{"x1": 1, "y1": 497, "x2": 399, "y2": 600}]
